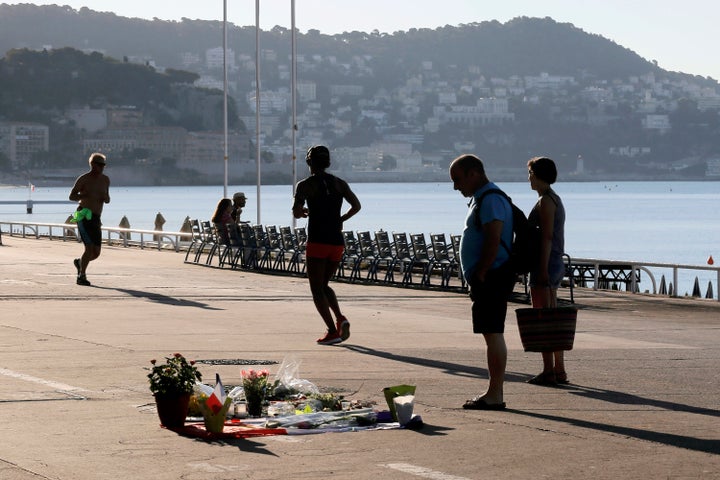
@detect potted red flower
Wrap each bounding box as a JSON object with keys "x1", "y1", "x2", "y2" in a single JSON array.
[{"x1": 147, "y1": 353, "x2": 202, "y2": 428}]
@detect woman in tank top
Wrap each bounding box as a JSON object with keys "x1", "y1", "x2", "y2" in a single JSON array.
[
  {"x1": 293, "y1": 146, "x2": 361, "y2": 345},
  {"x1": 526, "y1": 156, "x2": 568, "y2": 386}
]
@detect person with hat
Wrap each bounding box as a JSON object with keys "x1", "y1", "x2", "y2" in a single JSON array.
[
  {"x1": 292, "y1": 145, "x2": 361, "y2": 345},
  {"x1": 69, "y1": 152, "x2": 110, "y2": 286},
  {"x1": 231, "y1": 192, "x2": 247, "y2": 224}
]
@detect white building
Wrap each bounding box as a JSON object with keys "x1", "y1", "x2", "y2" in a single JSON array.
[
  {"x1": 181, "y1": 52, "x2": 201, "y2": 68},
  {"x1": 246, "y1": 90, "x2": 289, "y2": 115},
  {"x1": 66, "y1": 107, "x2": 107, "y2": 133},
  {"x1": 438, "y1": 92, "x2": 457, "y2": 105},
  {"x1": 194, "y1": 75, "x2": 224, "y2": 91},
  {"x1": 697, "y1": 95, "x2": 720, "y2": 111},
  {"x1": 524, "y1": 72, "x2": 576, "y2": 89},
  {"x1": 642, "y1": 114, "x2": 671, "y2": 132},
  {"x1": 706, "y1": 157, "x2": 720, "y2": 177},
  {"x1": 0, "y1": 122, "x2": 50, "y2": 169},
  {"x1": 296, "y1": 81, "x2": 317, "y2": 102},
  {"x1": 370, "y1": 141, "x2": 421, "y2": 171},
  {"x1": 440, "y1": 98, "x2": 515, "y2": 126},
  {"x1": 329, "y1": 85, "x2": 364, "y2": 97},
  {"x1": 205, "y1": 47, "x2": 236, "y2": 70},
  {"x1": 609, "y1": 146, "x2": 652, "y2": 157}
]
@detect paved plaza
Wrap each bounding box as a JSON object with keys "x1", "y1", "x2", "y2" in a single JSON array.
[{"x1": 0, "y1": 236, "x2": 718, "y2": 479}]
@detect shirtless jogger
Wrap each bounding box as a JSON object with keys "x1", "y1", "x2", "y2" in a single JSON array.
[{"x1": 69, "y1": 153, "x2": 110, "y2": 286}]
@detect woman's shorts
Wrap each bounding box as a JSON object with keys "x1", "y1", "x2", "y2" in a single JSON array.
[
  {"x1": 529, "y1": 256, "x2": 565, "y2": 288},
  {"x1": 306, "y1": 242, "x2": 344, "y2": 262}
]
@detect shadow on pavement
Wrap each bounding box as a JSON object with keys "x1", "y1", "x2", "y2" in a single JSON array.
[
  {"x1": 342, "y1": 344, "x2": 528, "y2": 383},
  {"x1": 407, "y1": 422, "x2": 454, "y2": 437},
  {"x1": 185, "y1": 436, "x2": 279, "y2": 456},
  {"x1": 510, "y1": 408, "x2": 720, "y2": 455},
  {"x1": 94, "y1": 286, "x2": 224, "y2": 310},
  {"x1": 344, "y1": 345, "x2": 720, "y2": 454},
  {"x1": 566, "y1": 383, "x2": 720, "y2": 418}
]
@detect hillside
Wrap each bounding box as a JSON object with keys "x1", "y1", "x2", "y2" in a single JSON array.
[
  {"x1": 0, "y1": 4, "x2": 685, "y2": 82},
  {"x1": 0, "y1": 46, "x2": 242, "y2": 171},
  {"x1": 1, "y1": 4, "x2": 719, "y2": 184}
]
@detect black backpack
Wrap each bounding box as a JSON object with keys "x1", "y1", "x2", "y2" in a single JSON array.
[{"x1": 474, "y1": 188, "x2": 536, "y2": 275}]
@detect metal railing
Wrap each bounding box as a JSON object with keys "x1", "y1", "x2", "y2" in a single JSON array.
[
  {"x1": 2, "y1": 220, "x2": 717, "y2": 301},
  {"x1": 571, "y1": 257, "x2": 719, "y2": 301},
  {"x1": 0, "y1": 220, "x2": 191, "y2": 252}
]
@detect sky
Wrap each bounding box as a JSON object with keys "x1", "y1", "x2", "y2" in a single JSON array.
[{"x1": 5, "y1": 1, "x2": 719, "y2": 80}]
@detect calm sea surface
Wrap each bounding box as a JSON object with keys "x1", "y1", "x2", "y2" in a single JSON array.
[{"x1": 2, "y1": 180, "x2": 719, "y2": 295}]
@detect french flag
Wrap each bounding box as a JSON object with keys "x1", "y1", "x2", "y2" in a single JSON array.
[{"x1": 205, "y1": 373, "x2": 227, "y2": 414}]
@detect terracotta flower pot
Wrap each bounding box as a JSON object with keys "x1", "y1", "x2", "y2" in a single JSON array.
[{"x1": 154, "y1": 393, "x2": 191, "y2": 428}]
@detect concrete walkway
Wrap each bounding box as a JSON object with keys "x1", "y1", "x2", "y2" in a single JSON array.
[{"x1": 0, "y1": 236, "x2": 718, "y2": 480}]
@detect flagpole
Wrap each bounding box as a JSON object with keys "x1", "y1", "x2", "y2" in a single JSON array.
[
  {"x1": 291, "y1": 0, "x2": 297, "y2": 228},
  {"x1": 222, "y1": 0, "x2": 228, "y2": 198},
  {"x1": 255, "y1": 0, "x2": 261, "y2": 225}
]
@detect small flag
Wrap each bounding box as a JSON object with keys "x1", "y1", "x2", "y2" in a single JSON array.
[{"x1": 205, "y1": 373, "x2": 226, "y2": 414}]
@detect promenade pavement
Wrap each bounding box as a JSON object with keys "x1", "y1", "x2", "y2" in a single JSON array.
[{"x1": 0, "y1": 236, "x2": 718, "y2": 480}]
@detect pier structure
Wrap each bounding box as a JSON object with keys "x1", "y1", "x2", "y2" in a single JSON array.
[{"x1": 0, "y1": 199, "x2": 74, "y2": 214}]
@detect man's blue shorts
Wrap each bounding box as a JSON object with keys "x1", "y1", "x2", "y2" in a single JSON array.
[{"x1": 77, "y1": 215, "x2": 102, "y2": 247}]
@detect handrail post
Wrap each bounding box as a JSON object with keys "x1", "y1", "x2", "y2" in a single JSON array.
[{"x1": 593, "y1": 262, "x2": 600, "y2": 290}]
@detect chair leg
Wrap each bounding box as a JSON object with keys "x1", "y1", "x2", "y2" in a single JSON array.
[
  {"x1": 205, "y1": 244, "x2": 219, "y2": 265},
  {"x1": 401, "y1": 261, "x2": 413, "y2": 285},
  {"x1": 352, "y1": 259, "x2": 360, "y2": 281},
  {"x1": 421, "y1": 264, "x2": 432, "y2": 287},
  {"x1": 366, "y1": 259, "x2": 379, "y2": 282},
  {"x1": 382, "y1": 260, "x2": 396, "y2": 284},
  {"x1": 191, "y1": 243, "x2": 204, "y2": 263},
  {"x1": 184, "y1": 244, "x2": 196, "y2": 263},
  {"x1": 273, "y1": 252, "x2": 286, "y2": 271}
]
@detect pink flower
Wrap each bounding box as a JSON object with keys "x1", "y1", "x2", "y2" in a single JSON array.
[{"x1": 241, "y1": 369, "x2": 269, "y2": 381}]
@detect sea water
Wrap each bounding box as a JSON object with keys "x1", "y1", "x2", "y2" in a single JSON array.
[{"x1": 2, "y1": 181, "x2": 719, "y2": 296}]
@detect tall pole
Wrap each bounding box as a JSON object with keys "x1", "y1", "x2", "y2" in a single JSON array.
[
  {"x1": 255, "y1": 0, "x2": 262, "y2": 225},
  {"x1": 291, "y1": 0, "x2": 298, "y2": 228},
  {"x1": 222, "y1": 0, "x2": 228, "y2": 198}
]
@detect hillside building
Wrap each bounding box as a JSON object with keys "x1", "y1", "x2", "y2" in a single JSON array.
[
  {"x1": 66, "y1": 107, "x2": 108, "y2": 133},
  {"x1": 0, "y1": 122, "x2": 50, "y2": 169}
]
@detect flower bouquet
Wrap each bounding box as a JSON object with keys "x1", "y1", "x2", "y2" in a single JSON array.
[
  {"x1": 147, "y1": 353, "x2": 202, "y2": 428},
  {"x1": 241, "y1": 369, "x2": 269, "y2": 417}
]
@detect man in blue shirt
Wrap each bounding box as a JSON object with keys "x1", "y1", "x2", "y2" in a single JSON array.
[{"x1": 450, "y1": 154, "x2": 514, "y2": 410}]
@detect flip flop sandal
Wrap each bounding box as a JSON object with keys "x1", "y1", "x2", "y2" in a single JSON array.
[
  {"x1": 462, "y1": 397, "x2": 506, "y2": 410},
  {"x1": 527, "y1": 372, "x2": 557, "y2": 386}
]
